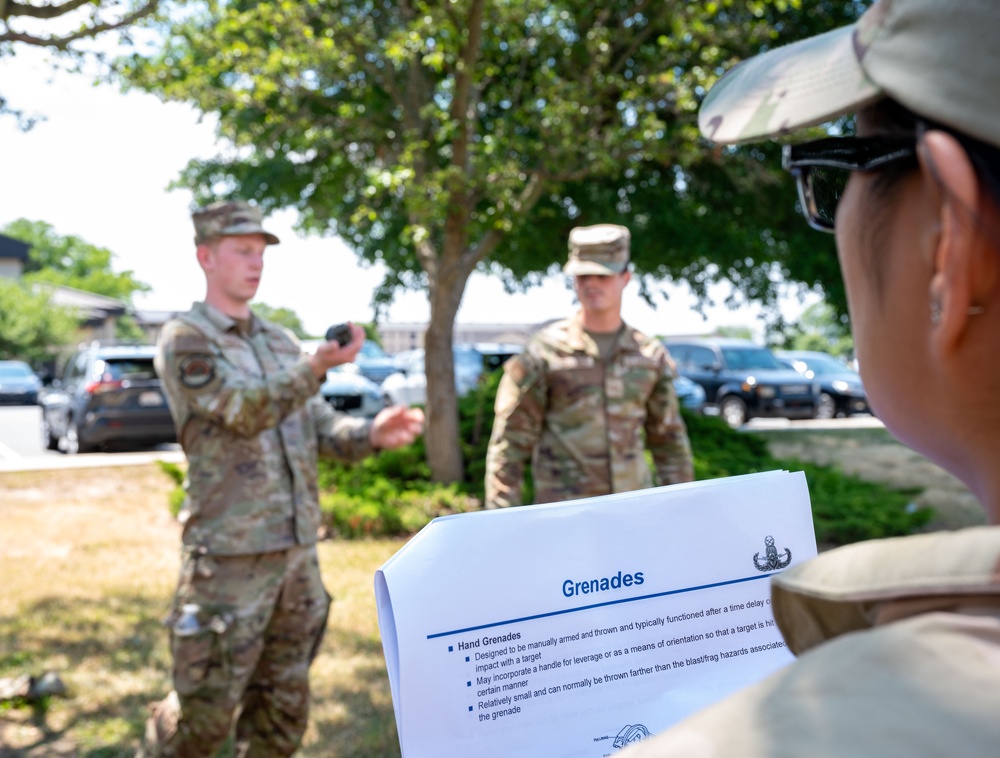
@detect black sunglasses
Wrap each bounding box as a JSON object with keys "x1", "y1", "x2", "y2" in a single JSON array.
[{"x1": 782, "y1": 136, "x2": 917, "y2": 232}]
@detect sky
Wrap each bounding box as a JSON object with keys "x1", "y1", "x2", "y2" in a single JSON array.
[{"x1": 0, "y1": 46, "x2": 819, "y2": 343}]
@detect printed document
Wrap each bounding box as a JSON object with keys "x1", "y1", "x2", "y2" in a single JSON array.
[{"x1": 375, "y1": 470, "x2": 816, "y2": 757}]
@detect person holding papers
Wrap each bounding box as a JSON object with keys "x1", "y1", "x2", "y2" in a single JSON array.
[
  {"x1": 484, "y1": 224, "x2": 694, "y2": 508},
  {"x1": 623, "y1": 1, "x2": 1000, "y2": 756}
]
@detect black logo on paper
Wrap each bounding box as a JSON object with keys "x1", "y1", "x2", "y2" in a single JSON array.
[
  {"x1": 613, "y1": 723, "x2": 651, "y2": 749},
  {"x1": 753, "y1": 535, "x2": 791, "y2": 572}
]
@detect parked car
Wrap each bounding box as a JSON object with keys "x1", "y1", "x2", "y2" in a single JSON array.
[
  {"x1": 319, "y1": 367, "x2": 388, "y2": 418},
  {"x1": 382, "y1": 345, "x2": 486, "y2": 407},
  {"x1": 0, "y1": 360, "x2": 43, "y2": 405},
  {"x1": 663, "y1": 338, "x2": 819, "y2": 428},
  {"x1": 673, "y1": 375, "x2": 706, "y2": 413},
  {"x1": 353, "y1": 340, "x2": 402, "y2": 385},
  {"x1": 381, "y1": 342, "x2": 524, "y2": 407},
  {"x1": 39, "y1": 343, "x2": 177, "y2": 453},
  {"x1": 473, "y1": 342, "x2": 525, "y2": 373},
  {"x1": 776, "y1": 350, "x2": 870, "y2": 419}
]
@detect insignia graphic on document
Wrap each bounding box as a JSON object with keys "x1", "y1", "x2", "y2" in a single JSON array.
[
  {"x1": 753, "y1": 535, "x2": 792, "y2": 572},
  {"x1": 613, "y1": 723, "x2": 651, "y2": 749}
]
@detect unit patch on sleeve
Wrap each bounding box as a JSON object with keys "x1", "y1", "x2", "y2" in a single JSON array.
[{"x1": 178, "y1": 354, "x2": 217, "y2": 390}]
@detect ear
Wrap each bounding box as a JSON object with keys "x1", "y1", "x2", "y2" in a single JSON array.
[
  {"x1": 195, "y1": 243, "x2": 214, "y2": 272},
  {"x1": 920, "y1": 130, "x2": 994, "y2": 351}
]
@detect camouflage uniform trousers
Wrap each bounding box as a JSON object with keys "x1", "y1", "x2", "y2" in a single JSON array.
[{"x1": 139, "y1": 544, "x2": 331, "y2": 757}]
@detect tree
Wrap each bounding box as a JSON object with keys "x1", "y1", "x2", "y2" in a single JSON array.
[
  {"x1": 3, "y1": 218, "x2": 152, "y2": 345},
  {"x1": 119, "y1": 0, "x2": 864, "y2": 482},
  {"x1": 0, "y1": 278, "x2": 78, "y2": 365},
  {"x1": 3, "y1": 218, "x2": 150, "y2": 303},
  {"x1": 1, "y1": 0, "x2": 161, "y2": 127},
  {"x1": 0, "y1": 0, "x2": 160, "y2": 50},
  {"x1": 251, "y1": 302, "x2": 310, "y2": 339},
  {"x1": 776, "y1": 301, "x2": 854, "y2": 358},
  {"x1": 715, "y1": 325, "x2": 754, "y2": 340},
  {"x1": 359, "y1": 322, "x2": 382, "y2": 347}
]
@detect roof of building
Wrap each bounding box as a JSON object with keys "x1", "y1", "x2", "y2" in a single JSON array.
[
  {"x1": 0, "y1": 234, "x2": 30, "y2": 261},
  {"x1": 32, "y1": 284, "x2": 127, "y2": 325}
]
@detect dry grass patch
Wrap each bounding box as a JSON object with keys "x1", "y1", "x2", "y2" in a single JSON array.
[
  {"x1": 0, "y1": 466, "x2": 405, "y2": 758},
  {"x1": 5, "y1": 427, "x2": 975, "y2": 756}
]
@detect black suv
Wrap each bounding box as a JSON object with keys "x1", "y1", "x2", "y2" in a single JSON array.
[
  {"x1": 40, "y1": 343, "x2": 177, "y2": 453},
  {"x1": 663, "y1": 338, "x2": 819, "y2": 428}
]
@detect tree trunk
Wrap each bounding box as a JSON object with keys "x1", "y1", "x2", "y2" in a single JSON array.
[{"x1": 424, "y1": 269, "x2": 469, "y2": 483}]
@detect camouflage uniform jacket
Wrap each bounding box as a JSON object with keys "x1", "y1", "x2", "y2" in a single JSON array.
[
  {"x1": 485, "y1": 311, "x2": 693, "y2": 508},
  {"x1": 622, "y1": 526, "x2": 1000, "y2": 758},
  {"x1": 155, "y1": 301, "x2": 374, "y2": 555}
]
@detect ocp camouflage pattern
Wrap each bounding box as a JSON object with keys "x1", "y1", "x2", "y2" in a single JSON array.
[
  {"x1": 154, "y1": 301, "x2": 374, "y2": 555},
  {"x1": 139, "y1": 546, "x2": 329, "y2": 756},
  {"x1": 485, "y1": 312, "x2": 694, "y2": 508},
  {"x1": 697, "y1": 1, "x2": 889, "y2": 144}
]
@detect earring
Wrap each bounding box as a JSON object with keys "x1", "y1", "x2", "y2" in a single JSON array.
[
  {"x1": 931, "y1": 302, "x2": 986, "y2": 325},
  {"x1": 930, "y1": 301, "x2": 942, "y2": 325}
]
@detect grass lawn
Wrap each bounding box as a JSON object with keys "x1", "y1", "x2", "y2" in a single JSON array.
[
  {"x1": 756, "y1": 425, "x2": 984, "y2": 531},
  {"x1": 0, "y1": 465, "x2": 404, "y2": 757},
  {"x1": 0, "y1": 428, "x2": 983, "y2": 755}
]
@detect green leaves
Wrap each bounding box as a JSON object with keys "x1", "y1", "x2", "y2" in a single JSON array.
[
  {"x1": 3, "y1": 218, "x2": 150, "y2": 304},
  {"x1": 251, "y1": 303, "x2": 311, "y2": 338},
  {"x1": 117, "y1": 0, "x2": 871, "y2": 480},
  {"x1": 0, "y1": 279, "x2": 78, "y2": 365},
  {"x1": 119, "y1": 0, "x2": 863, "y2": 314}
]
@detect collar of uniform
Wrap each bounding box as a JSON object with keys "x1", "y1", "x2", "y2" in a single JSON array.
[
  {"x1": 193, "y1": 301, "x2": 263, "y2": 336},
  {"x1": 566, "y1": 310, "x2": 641, "y2": 357},
  {"x1": 565, "y1": 311, "x2": 594, "y2": 354},
  {"x1": 771, "y1": 525, "x2": 1000, "y2": 656}
]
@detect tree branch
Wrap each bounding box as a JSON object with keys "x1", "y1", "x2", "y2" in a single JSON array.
[
  {"x1": 337, "y1": 33, "x2": 417, "y2": 135},
  {"x1": 608, "y1": 0, "x2": 659, "y2": 76},
  {"x1": 1, "y1": 0, "x2": 159, "y2": 49},
  {"x1": 6, "y1": 0, "x2": 92, "y2": 20},
  {"x1": 460, "y1": 172, "x2": 547, "y2": 273},
  {"x1": 448, "y1": 0, "x2": 485, "y2": 174},
  {"x1": 407, "y1": 209, "x2": 439, "y2": 278}
]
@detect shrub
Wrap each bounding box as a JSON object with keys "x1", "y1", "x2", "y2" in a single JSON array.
[
  {"x1": 316, "y1": 375, "x2": 931, "y2": 546},
  {"x1": 683, "y1": 411, "x2": 931, "y2": 545},
  {"x1": 156, "y1": 460, "x2": 187, "y2": 519},
  {"x1": 802, "y1": 461, "x2": 930, "y2": 545},
  {"x1": 321, "y1": 485, "x2": 479, "y2": 539},
  {"x1": 683, "y1": 410, "x2": 775, "y2": 480}
]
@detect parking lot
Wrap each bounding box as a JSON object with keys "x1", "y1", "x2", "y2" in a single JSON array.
[
  {"x1": 0, "y1": 405, "x2": 884, "y2": 474},
  {"x1": 0, "y1": 406, "x2": 184, "y2": 472}
]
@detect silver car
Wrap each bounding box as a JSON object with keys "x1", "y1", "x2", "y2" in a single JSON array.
[
  {"x1": 382, "y1": 346, "x2": 486, "y2": 407},
  {"x1": 0, "y1": 360, "x2": 42, "y2": 405},
  {"x1": 320, "y1": 368, "x2": 387, "y2": 418}
]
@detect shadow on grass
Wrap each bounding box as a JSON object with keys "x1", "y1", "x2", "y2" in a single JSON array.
[
  {"x1": 1, "y1": 596, "x2": 401, "y2": 758},
  {"x1": 0, "y1": 594, "x2": 169, "y2": 756},
  {"x1": 306, "y1": 660, "x2": 400, "y2": 758},
  {"x1": 323, "y1": 626, "x2": 386, "y2": 659},
  {"x1": 0, "y1": 594, "x2": 168, "y2": 674}
]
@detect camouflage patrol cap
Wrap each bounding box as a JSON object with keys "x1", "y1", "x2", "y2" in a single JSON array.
[
  {"x1": 699, "y1": 0, "x2": 1000, "y2": 148},
  {"x1": 563, "y1": 224, "x2": 631, "y2": 276},
  {"x1": 192, "y1": 200, "x2": 280, "y2": 246}
]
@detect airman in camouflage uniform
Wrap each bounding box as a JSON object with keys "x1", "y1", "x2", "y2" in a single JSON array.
[
  {"x1": 624, "y1": 3, "x2": 1000, "y2": 757},
  {"x1": 140, "y1": 201, "x2": 423, "y2": 757},
  {"x1": 485, "y1": 225, "x2": 693, "y2": 508}
]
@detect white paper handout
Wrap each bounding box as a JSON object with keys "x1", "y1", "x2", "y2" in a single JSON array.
[{"x1": 375, "y1": 470, "x2": 817, "y2": 758}]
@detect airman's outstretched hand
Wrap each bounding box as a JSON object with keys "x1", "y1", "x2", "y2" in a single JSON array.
[{"x1": 370, "y1": 405, "x2": 425, "y2": 450}]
